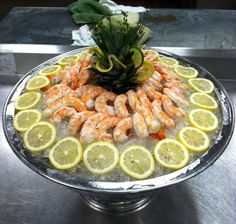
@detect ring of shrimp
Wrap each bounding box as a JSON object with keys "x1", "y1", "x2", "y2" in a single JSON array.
[
  {"x1": 43, "y1": 96, "x2": 86, "y2": 117},
  {"x1": 45, "y1": 84, "x2": 77, "y2": 105},
  {"x1": 68, "y1": 111, "x2": 96, "y2": 135},
  {"x1": 113, "y1": 117, "x2": 133, "y2": 142},
  {"x1": 163, "y1": 87, "x2": 189, "y2": 107},
  {"x1": 114, "y1": 94, "x2": 129, "y2": 118},
  {"x1": 96, "y1": 117, "x2": 122, "y2": 141},
  {"x1": 136, "y1": 87, "x2": 161, "y2": 134},
  {"x1": 95, "y1": 92, "x2": 117, "y2": 116},
  {"x1": 80, "y1": 113, "x2": 108, "y2": 143},
  {"x1": 162, "y1": 94, "x2": 185, "y2": 119},
  {"x1": 50, "y1": 106, "x2": 77, "y2": 123},
  {"x1": 152, "y1": 100, "x2": 175, "y2": 129},
  {"x1": 132, "y1": 112, "x2": 149, "y2": 138}
]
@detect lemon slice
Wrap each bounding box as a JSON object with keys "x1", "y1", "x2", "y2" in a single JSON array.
[
  {"x1": 175, "y1": 65, "x2": 198, "y2": 78},
  {"x1": 39, "y1": 65, "x2": 61, "y2": 76},
  {"x1": 137, "y1": 59, "x2": 155, "y2": 81},
  {"x1": 130, "y1": 47, "x2": 144, "y2": 68},
  {"x1": 58, "y1": 55, "x2": 79, "y2": 66},
  {"x1": 49, "y1": 137, "x2": 83, "y2": 170},
  {"x1": 159, "y1": 56, "x2": 179, "y2": 68},
  {"x1": 188, "y1": 78, "x2": 214, "y2": 94},
  {"x1": 154, "y1": 138, "x2": 189, "y2": 169},
  {"x1": 83, "y1": 141, "x2": 119, "y2": 174},
  {"x1": 96, "y1": 60, "x2": 113, "y2": 73},
  {"x1": 24, "y1": 121, "x2": 56, "y2": 152},
  {"x1": 14, "y1": 92, "x2": 41, "y2": 110},
  {"x1": 26, "y1": 76, "x2": 50, "y2": 90},
  {"x1": 89, "y1": 47, "x2": 104, "y2": 56},
  {"x1": 96, "y1": 54, "x2": 126, "y2": 73},
  {"x1": 13, "y1": 109, "x2": 42, "y2": 132},
  {"x1": 119, "y1": 145, "x2": 155, "y2": 179},
  {"x1": 188, "y1": 109, "x2": 219, "y2": 132},
  {"x1": 178, "y1": 127, "x2": 209, "y2": 152},
  {"x1": 190, "y1": 92, "x2": 218, "y2": 110}
]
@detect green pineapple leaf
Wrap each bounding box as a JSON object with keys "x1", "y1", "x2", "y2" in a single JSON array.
[{"x1": 90, "y1": 12, "x2": 144, "y2": 94}]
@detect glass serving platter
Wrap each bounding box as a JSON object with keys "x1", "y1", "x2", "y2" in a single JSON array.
[{"x1": 2, "y1": 47, "x2": 234, "y2": 213}]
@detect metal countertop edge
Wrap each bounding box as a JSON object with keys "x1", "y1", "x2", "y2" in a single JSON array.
[{"x1": 0, "y1": 44, "x2": 236, "y2": 58}]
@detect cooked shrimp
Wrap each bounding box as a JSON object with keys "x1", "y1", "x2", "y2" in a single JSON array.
[
  {"x1": 55, "y1": 65, "x2": 79, "y2": 88},
  {"x1": 152, "y1": 100, "x2": 175, "y2": 129},
  {"x1": 143, "y1": 49, "x2": 159, "y2": 61},
  {"x1": 50, "y1": 106, "x2": 77, "y2": 123},
  {"x1": 163, "y1": 87, "x2": 189, "y2": 107},
  {"x1": 68, "y1": 111, "x2": 96, "y2": 135},
  {"x1": 153, "y1": 61, "x2": 179, "y2": 80},
  {"x1": 78, "y1": 52, "x2": 91, "y2": 71},
  {"x1": 162, "y1": 94, "x2": 185, "y2": 118},
  {"x1": 45, "y1": 84, "x2": 77, "y2": 105},
  {"x1": 60, "y1": 67, "x2": 74, "y2": 85},
  {"x1": 136, "y1": 87, "x2": 161, "y2": 133},
  {"x1": 76, "y1": 69, "x2": 92, "y2": 87},
  {"x1": 81, "y1": 86, "x2": 106, "y2": 109},
  {"x1": 127, "y1": 90, "x2": 142, "y2": 113},
  {"x1": 66, "y1": 60, "x2": 91, "y2": 89},
  {"x1": 114, "y1": 94, "x2": 129, "y2": 118},
  {"x1": 52, "y1": 66, "x2": 71, "y2": 84},
  {"x1": 96, "y1": 117, "x2": 121, "y2": 141},
  {"x1": 164, "y1": 80, "x2": 189, "y2": 91},
  {"x1": 136, "y1": 87, "x2": 152, "y2": 110},
  {"x1": 52, "y1": 55, "x2": 91, "y2": 88},
  {"x1": 80, "y1": 113, "x2": 108, "y2": 143},
  {"x1": 113, "y1": 117, "x2": 133, "y2": 142},
  {"x1": 141, "y1": 81, "x2": 162, "y2": 104},
  {"x1": 148, "y1": 78, "x2": 163, "y2": 91},
  {"x1": 95, "y1": 92, "x2": 117, "y2": 116},
  {"x1": 132, "y1": 112, "x2": 149, "y2": 138},
  {"x1": 152, "y1": 70, "x2": 162, "y2": 81},
  {"x1": 76, "y1": 85, "x2": 93, "y2": 97},
  {"x1": 70, "y1": 66, "x2": 79, "y2": 89},
  {"x1": 43, "y1": 96, "x2": 86, "y2": 117},
  {"x1": 148, "y1": 71, "x2": 163, "y2": 91}
]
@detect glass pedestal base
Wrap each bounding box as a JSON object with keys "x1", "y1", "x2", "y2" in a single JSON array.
[{"x1": 80, "y1": 193, "x2": 154, "y2": 213}]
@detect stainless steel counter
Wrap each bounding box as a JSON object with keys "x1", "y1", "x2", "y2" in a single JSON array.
[
  {"x1": 1, "y1": 7, "x2": 236, "y2": 49},
  {"x1": 0, "y1": 45, "x2": 235, "y2": 224}
]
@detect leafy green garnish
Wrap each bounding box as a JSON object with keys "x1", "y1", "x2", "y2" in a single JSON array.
[{"x1": 90, "y1": 13, "x2": 145, "y2": 94}]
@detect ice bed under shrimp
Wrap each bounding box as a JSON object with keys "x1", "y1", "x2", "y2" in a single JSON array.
[{"x1": 22, "y1": 49, "x2": 221, "y2": 182}]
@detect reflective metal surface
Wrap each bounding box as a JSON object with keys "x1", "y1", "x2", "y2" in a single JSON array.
[
  {"x1": 0, "y1": 46, "x2": 236, "y2": 222},
  {"x1": 2, "y1": 44, "x2": 236, "y2": 80}
]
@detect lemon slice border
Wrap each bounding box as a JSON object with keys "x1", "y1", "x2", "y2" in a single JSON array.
[
  {"x1": 188, "y1": 109, "x2": 219, "y2": 132},
  {"x1": 175, "y1": 65, "x2": 198, "y2": 79},
  {"x1": 178, "y1": 126, "x2": 210, "y2": 152},
  {"x1": 14, "y1": 92, "x2": 42, "y2": 110},
  {"x1": 154, "y1": 138, "x2": 189, "y2": 170},
  {"x1": 24, "y1": 121, "x2": 56, "y2": 152},
  {"x1": 13, "y1": 109, "x2": 42, "y2": 132},
  {"x1": 26, "y1": 76, "x2": 50, "y2": 91},
  {"x1": 49, "y1": 137, "x2": 83, "y2": 170},
  {"x1": 38, "y1": 65, "x2": 61, "y2": 76},
  {"x1": 83, "y1": 141, "x2": 119, "y2": 175},
  {"x1": 159, "y1": 56, "x2": 179, "y2": 68},
  {"x1": 189, "y1": 92, "x2": 218, "y2": 110},
  {"x1": 119, "y1": 145, "x2": 155, "y2": 180},
  {"x1": 58, "y1": 55, "x2": 79, "y2": 66},
  {"x1": 188, "y1": 78, "x2": 214, "y2": 94},
  {"x1": 137, "y1": 59, "x2": 155, "y2": 81}
]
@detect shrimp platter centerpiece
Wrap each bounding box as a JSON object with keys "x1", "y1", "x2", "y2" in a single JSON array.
[{"x1": 5, "y1": 16, "x2": 234, "y2": 187}]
